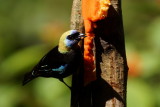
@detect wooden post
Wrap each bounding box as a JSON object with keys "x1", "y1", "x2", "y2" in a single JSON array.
[
  {"x1": 70, "y1": 0, "x2": 128, "y2": 107},
  {"x1": 70, "y1": 0, "x2": 84, "y2": 107}
]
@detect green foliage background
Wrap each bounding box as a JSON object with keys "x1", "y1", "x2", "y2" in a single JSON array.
[{"x1": 0, "y1": 0, "x2": 160, "y2": 107}]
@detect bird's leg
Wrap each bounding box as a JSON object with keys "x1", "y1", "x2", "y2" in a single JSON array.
[{"x1": 59, "y1": 78, "x2": 72, "y2": 90}]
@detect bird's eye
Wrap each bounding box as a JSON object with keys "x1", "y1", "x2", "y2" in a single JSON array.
[{"x1": 67, "y1": 35, "x2": 74, "y2": 40}]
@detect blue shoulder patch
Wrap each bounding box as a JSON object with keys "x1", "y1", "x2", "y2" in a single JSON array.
[{"x1": 52, "y1": 64, "x2": 68, "y2": 74}]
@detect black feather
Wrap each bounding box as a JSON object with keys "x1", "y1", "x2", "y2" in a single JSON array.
[{"x1": 22, "y1": 46, "x2": 82, "y2": 86}]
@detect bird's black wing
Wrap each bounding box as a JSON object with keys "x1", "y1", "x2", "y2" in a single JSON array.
[
  {"x1": 23, "y1": 46, "x2": 82, "y2": 85},
  {"x1": 32, "y1": 46, "x2": 70, "y2": 76},
  {"x1": 36, "y1": 46, "x2": 66, "y2": 69}
]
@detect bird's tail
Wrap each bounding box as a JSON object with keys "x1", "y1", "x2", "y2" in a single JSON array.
[{"x1": 22, "y1": 71, "x2": 37, "y2": 86}]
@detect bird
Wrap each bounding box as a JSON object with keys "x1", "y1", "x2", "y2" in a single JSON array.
[{"x1": 22, "y1": 30, "x2": 86, "y2": 89}]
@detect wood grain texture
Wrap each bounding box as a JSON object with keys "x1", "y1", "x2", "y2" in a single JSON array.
[
  {"x1": 70, "y1": 0, "x2": 128, "y2": 107},
  {"x1": 94, "y1": 0, "x2": 128, "y2": 106},
  {"x1": 70, "y1": 0, "x2": 84, "y2": 107},
  {"x1": 70, "y1": 0, "x2": 83, "y2": 31}
]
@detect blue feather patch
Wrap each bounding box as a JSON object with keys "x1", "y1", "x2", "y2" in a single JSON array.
[
  {"x1": 52, "y1": 64, "x2": 68, "y2": 74},
  {"x1": 70, "y1": 30, "x2": 78, "y2": 34},
  {"x1": 64, "y1": 39, "x2": 77, "y2": 48}
]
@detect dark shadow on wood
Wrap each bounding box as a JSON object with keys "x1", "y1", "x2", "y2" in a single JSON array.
[
  {"x1": 76, "y1": 5, "x2": 127, "y2": 107},
  {"x1": 92, "y1": 78, "x2": 124, "y2": 107},
  {"x1": 94, "y1": 6, "x2": 128, "y2": 100},
  {"x1": 94, "y1": 5, "x2": 127, "y2": 59},
  {"x1": 71, "y1": 5, "x2": 127, "y2": 107},
  {"x1": 78, "y1": 78, "x2": 124, "y2": 107},
  {"x1": 71, "y1": 65, "x2": 84, "y2": 107}
]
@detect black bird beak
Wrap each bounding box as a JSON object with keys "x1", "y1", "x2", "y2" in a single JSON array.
[{"x1": 78, "y1": 33, "x2": 87, "y2": 39}]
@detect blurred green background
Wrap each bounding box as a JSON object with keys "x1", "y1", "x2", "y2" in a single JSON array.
[{"x1": 0, "y1": 0, "x2": 160, "y2": 107}]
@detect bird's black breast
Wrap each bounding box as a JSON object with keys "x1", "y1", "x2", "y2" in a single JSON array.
[{"x1": 33, "y1": 46, "x2": 82, "y2": 78}]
